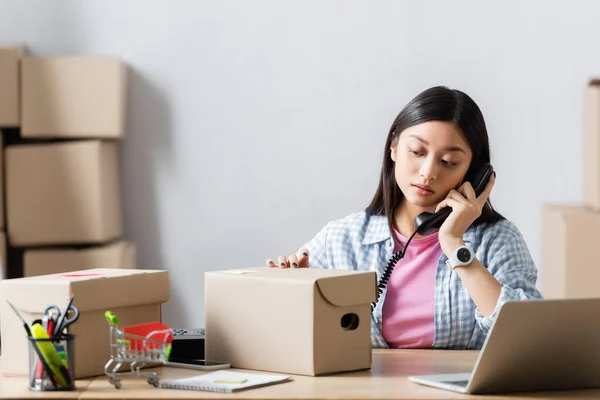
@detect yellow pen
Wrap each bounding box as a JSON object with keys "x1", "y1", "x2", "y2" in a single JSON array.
[{"x1": 30, "y1": 323, "x2": 71, "y2": 388}]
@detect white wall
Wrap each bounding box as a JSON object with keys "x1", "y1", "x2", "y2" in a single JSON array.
[{"x1": 0, "y1": 0, "x2": 594, "y2": 329}]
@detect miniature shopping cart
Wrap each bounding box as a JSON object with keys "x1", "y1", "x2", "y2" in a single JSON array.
[{"x1": 103, "y1": 311, "x2": 172, "y2": 389}]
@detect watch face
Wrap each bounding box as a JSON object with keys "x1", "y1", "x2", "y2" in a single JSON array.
[{"x1": 457, "y1": 247, "x2": 471, "y2": 263}]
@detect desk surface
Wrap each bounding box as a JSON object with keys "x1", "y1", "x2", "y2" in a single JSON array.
[{"x1": 2, "y1": 349, "x2": 600, "y2": 400}]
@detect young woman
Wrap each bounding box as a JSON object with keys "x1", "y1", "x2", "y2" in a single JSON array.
[{"x1": 266, "y1": 86, "x2": 543, "y2": 350}]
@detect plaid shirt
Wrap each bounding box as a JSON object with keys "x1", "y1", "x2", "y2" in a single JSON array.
[{"x1": 301, "y1": 211, "x2": 543, "y2": 350}]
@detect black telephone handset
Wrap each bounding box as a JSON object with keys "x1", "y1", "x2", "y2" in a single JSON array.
[
  {"x1": 371, "y1": 163, "x2": 495, "y2": 311},
  {"x1": 413, "y1": 163, "x2": 495, "y2": 235}
]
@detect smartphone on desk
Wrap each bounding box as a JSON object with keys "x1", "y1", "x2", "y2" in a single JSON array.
[{"x1": 165, "y1": 358, "x2": 231, "y2": 371}]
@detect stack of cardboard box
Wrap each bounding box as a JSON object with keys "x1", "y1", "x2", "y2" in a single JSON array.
[
  {"x1": 0, "y1": 47, "x2": 136, "y2": 278},
  {"x1": 0, "y1": 48, "x2": 166, "y2": 378},
  {"x1": 0, "y1": 47, "x2": 21, "y2": 280},
  {"x1": 542, "y1": 80, "x2": 600, "y2": 299}
]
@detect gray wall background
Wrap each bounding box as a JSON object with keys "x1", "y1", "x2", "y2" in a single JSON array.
[{"x1": 0, "y1": 0, "x2": 593, "y2": 329}]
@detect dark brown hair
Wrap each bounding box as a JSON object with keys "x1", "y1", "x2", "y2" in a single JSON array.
[{"x1": 365, "y1": 86, "x2": 505, "y2": 235}]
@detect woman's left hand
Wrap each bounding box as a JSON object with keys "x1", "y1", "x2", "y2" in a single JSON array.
[{"x1": 435, "y1": 173, "x2": 495, "y2": 254}]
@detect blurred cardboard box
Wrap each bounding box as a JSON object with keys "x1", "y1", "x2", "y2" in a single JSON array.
[
  {"x1": 0, "y1": 232, "x2": 6, "y2": 281},
  {"x1": 21, "y1": 57, "x2": 126, "y2": 138},
  {"x1": 24, "y1": 241, "x2": 135, "y2": 277},
  {"x1": 0, "y1": 268, "x2": 169, "y2": 378},
  {"x1": 584, "y1": 80, "x2": 600, "y2": 211},
  {"x1": 6, "y1": 140, "x2": 122, "y2": 246},
  {"x1": 0, "y1": 46, "x2": 22, "y2": 127},
  {"x1": 0, "y1": 231, "x2": 6, "y2": 347},
  {"x1": 0, "y1": 133, "x2": 4, "y2": 230},
  {"x1": 205, "y1": 267, "x2": 376, "y2": 376},
  {"x1": 542, "y1": 204, "x2": 600, "y2": 299}
]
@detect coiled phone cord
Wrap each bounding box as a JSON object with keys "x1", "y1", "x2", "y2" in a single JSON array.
[{"x1": 371, "y1": 228, "x2": 420, "y2": 312}]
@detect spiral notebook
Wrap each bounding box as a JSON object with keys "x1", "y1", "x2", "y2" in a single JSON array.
[{"x1": 159, "y1": 370, "x2": 292, "y2": 392}]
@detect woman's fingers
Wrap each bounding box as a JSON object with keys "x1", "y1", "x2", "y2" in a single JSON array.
[
  {"x1": 277, "y1": 255, "x2": 289, "y2": 268},
  {"x1": 435, "y1": 189, "x2": 466, "y2": 213},
  {"x1": 298, "y1": 248, "x2": 310, "y2": 268},
  {"x1": 266, "y1": 249, "x2": 310, "y2": 268},
  {"x1": 447, "y1": 189, "x2": 469, "y2": 205},
  {"x1": 288, "y1": 254, "x2": 300, "y2": 268},
  {"x1": 434, "y1": 199, "x2": 448, "y2": 213},
  {"x1": 435, "y1": 197, "x2": 463, "y2": 213},
  {"x1": 458, "y1": 182, "x2": 477, "y2": 203}
]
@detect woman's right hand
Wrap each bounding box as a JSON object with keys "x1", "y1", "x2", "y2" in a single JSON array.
[{"x1": 266, "y1": 248, "x2": 310, "y2": 268}]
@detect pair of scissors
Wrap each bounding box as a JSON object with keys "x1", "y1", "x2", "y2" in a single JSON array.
[{"x1": 43, "y1": 297, "x2": 80, "y2": 337}]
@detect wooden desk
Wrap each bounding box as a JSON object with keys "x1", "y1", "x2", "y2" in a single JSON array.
[{"x1": 2, "y1": 350, "x2": 600, "y2": 399}]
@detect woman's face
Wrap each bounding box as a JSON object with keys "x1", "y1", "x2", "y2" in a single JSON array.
[{"x1": 391, "y1": 121, "x2": 473, "y2": 210}]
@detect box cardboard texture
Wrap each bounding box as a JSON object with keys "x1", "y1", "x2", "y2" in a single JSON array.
[
  {"x1": 24, "y1": 241, "x2": 136, "y2": 277},
  {"x1": 0, "y1": 231, "x2": 7, "y2": 280},
  {"x1": 542, "y1": 205, "x2": 600, "y2": 299},
  {"x1": 205, "y1": 267, "x2": 376, "y2": 376},
  {"x1": 0, "y1": 133, "x2": 5, "y2": 230},
  {"x1": 584, "y1": 80, "x2": 600, "y2": 211},
  {"x1": 0, "y1": 46, "x2": 22, "y2": 127},
  {"x1": 21, "y1": 57, "x2": 127, "y2": 138},
  {"x1": 0, "y1": 231, "x2": 6, "y2": 333},
  {"x1": 0, "y1": 269, "x2": 169, "y2": 378},
  {"x1": 6, "y1": 140, "x2": 122, "y2": 246}
]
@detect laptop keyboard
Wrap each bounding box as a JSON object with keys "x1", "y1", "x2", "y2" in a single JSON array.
[{"x1": 443, "y1": 380, "x2": 469, "y2": 387}]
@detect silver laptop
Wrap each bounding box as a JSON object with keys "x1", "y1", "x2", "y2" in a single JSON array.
[{"x1": 409, "y1": 298, "x2": 600, "y2": 394}]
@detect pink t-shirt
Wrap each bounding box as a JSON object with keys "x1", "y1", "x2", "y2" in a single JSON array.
[{"x1": 381, "y1": 228, "x2": 442, "y2": 348}]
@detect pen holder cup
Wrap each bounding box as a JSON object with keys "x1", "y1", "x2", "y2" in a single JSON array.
[{"x1": 27, "y1": 334, "x2": 76, "y2": 392}]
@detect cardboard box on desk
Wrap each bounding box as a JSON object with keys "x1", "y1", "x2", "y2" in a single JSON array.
[
  {"x1": 24, "y1": 241, "x2": 136, "y2": 277},
  {"x1": 542, "y1": 204, "x2": 600, "y2": 299},
  {"x1": 6, "y1": 140, "x2": 122, "y2": 246},
  {"x1": 0, "y1": 268, "x2": 169, "y2": 378},
  {"x1": 584, "y1": 80, "x2": 600, "y2": 211},
  {"x1": 205, "y1": 267, "x2": 376, "y2": 376},
  {"x1": 0, "y1": 133, "x2": 5, "y2": 230},
  {"x1": 0, "y1": 231, "x2": 7, "y2": 280},
  {"x1": 21, "y1": 57, "x2": 126, "y2": 139}
]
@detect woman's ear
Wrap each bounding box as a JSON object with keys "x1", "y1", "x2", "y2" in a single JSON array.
[{"x1": 390, "y1": 142, "x2": 397, "y2": 162}]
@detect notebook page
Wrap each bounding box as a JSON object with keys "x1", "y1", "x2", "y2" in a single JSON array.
[{"x1": 160, "y1": 370, "x2": 292, "y2": 392}]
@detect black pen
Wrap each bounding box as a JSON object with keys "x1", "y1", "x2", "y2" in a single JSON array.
[
  {"x1": 6, "y1": 300, "x2": 31, "y2": 336},
  {"x1": 53, "y1": 296, "x2": 74, "y2": 337},
  {"x1": 6, "y1": 300, "x2": 58, "y2": 388}
]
